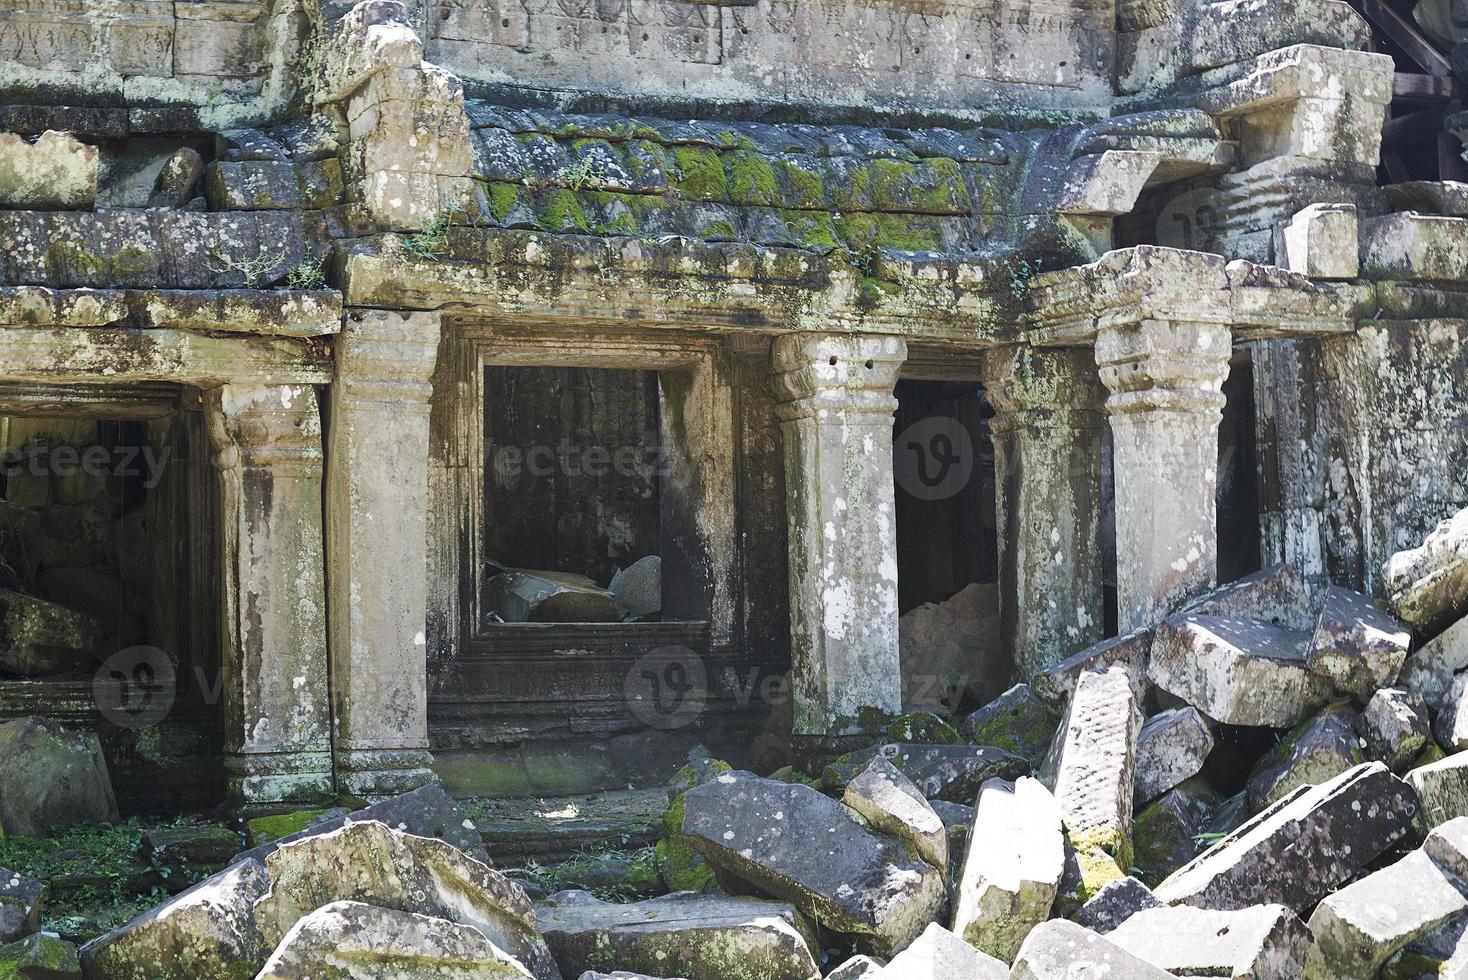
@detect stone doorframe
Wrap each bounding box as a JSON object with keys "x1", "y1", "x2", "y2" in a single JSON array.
[{"x1": 424, "y1": 318, "x2": 740, "y2": 676}]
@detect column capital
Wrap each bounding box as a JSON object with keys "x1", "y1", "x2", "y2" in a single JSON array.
[
  {"x1": 1094, "y1": 319, "x2": 1232, "y2": 417},
  {"x1": 771, "y1": 333, "x2": 906, "y2": 419},
  {"x1": 982, "y1": 344, "x2": 1105, "y2": 434},
  {"x1": 204, "y1": 383, "x2": 323, "y2": 476},
  {"x1": 338, "y1": 309, "x2": 442, "y2": 405}
]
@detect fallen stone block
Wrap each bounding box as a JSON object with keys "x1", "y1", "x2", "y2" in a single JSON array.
[
  {"x1": 253, "y1": 821, "x2": 559, "y2": 979},
  {"x1": 1305, "y1": 847, "x2": 1468, "y2": 977},
  {"x1": 79, "y1": 859, "x2": 271, "y2": 980},
  {"x1": 1382, "y1": 915, "x2": 1468, "y2": 979},
  {"x1": 1149, "y1": 615, "x2": 1333, "y2": 727},
  {"x1": 928, "y1": 800, "x2": 972, "y2": 882},
  {"x1": 0, "y1": 589, "x2": 103, "y2": 677},
  {"x1": 1040, "y1": 666, "x2": 1142, "y2": 862},
  {"x1": 1401, "y1": 613, "x2": 1468, "y2": 703},
  {"x1": 1385, "y1": 506, "x2": 1468, "y2": 632},
  {"x1": 1108, "y1": 903, "x2": 1310, "y2": 980},
  {"x1": 1071, "y1": 876, "x2": 1161, "y2": 934},
  {"x1": 1438, "y1": 670, "x2": 1468, "y2": 751},
  {"x1": 843, "y1": 757, "x2": 948, "y2": 872},
  {"x1": 485, "y1": 570, "x2": 619, "y2": 623},
  {"x1": 822, "y1": 743, "x2": 1029, "y2": 803},
  {"x1": 609, "y1": 555, "x2": 661, "y2": 619},
  {"x1": 0, "y1": 932, "x2": 82, "y2": 979},
  {"x1": 578, "y1": 974, "x2": 683, "y2": 980},
  {"x1": 1031, "y1": 627, "x2": 1151, "y2": 707},
  {"x1": 1408, "y1": 752, "x2": 1468, "y2": 829},
  {"x1": 1359, "y1": 687, "x2": 1431, "y2": 772},
  {"x1": 1306, "y1": 585, "x2": 1410, "y2": 696},
  {"x1": 962, "y1": 683, "x2": 1060, "y2": 766},
  {"x1": 146, "y1": 148, "x2": 204, "y2": 208},
  {"x1": 898, "y1": 581, "x2": 999, "y2": 715},
  {"x1": 0, "y1": 868, "x2": 44, "y2": 944},
  {"x1": 883, "y1": 711, "x2": 962, "y2": 745},
  {"x1": 1423, "y1": 816, "x2": 1468, "y2": 882},
  {"x1": 1135, "y1": 706, "x2": 1213, "y2": 805},
  {"x1": 1132, "y1": 778, "x2": 1222, "y2": 886},
  {"x1": 1010, "y1": 919, "x2": 1172, "y2": 980},
  {"x1": 952, "y1": 777, "x2": 1064, "y2": 962},
  {"x1": 1154, "y1": 762, "x2": 1419, "y2": 912},
  {"x1": 873, "y1": 923, "x2": 1006, "y2": 978},
  {"x1": 257, "y1": 900, "x2": 534, "y2": 979},
  {"x1": 1281, "y1": 202, "x2": 1358, "y2": 279},
  {"x1": 536, "y1": 891, "x2": 819, "y2": 980},
  {"x1": 0, "y1": 132, "x2": 97, "y2": 210},
  {"x1": 1180, "y1": 563, "x2": 1316, "y2": 628},
  {"x1": 681, "y1": 772, "x2": 945, "y2": 956},
  {"x1": 0, "y1": 717, "x2": 118, "y2": 837},
  {"x1": 826, "y1": 956, "x2": 882, "y2": 979},
  {"x1": 656, "y1": 759, "x2": 730, "y2": 894},
  {"x1": 1245, "y1": 701, "x2": 1363, "y2": 813}
]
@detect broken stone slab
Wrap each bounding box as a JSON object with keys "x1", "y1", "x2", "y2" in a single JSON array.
[
  {"x1": 656, "y1": 759, "x2": 730, "y2": 894},
  {"x1": 1132, "y1": 778, "x2": 1223, "y2": 886},
  {"x1": 952, "y1": 776, "x2": 1064, "y2": 962},
  {"x1": 1305, "y1": 847, "x2": 1468, "y2": 978},
  {"x1": 1181, "y1": 563, "x2": 1316, "y2": 628},
  {"x1": 0, "y1": 287, "x2": 126, "y2": 327},
  {"x1": 826, "y1": 956, "x2": 882, "y2": 979},
  {"x1": 1401, "y1": 613, "x2": 1468, "y2": 703},
  {"x1": 1071, "y1": 876, "x2": 1161, "y2": 934},
  {"x1": 1154, "y1": 762, "x2": 1420, "y2": 912},
  {"x1": 1039, "y1": 666, "x2": 1142, "y2": 863},
  {"x1": 0, "y1": 868, "x2": 44, "y2": 944},
  {"x1": 1246, "y1": 701, "x2": 1364, "y2": 813},
  {"x1": 609, "y1": 556, "x2": 661, "y2": 619},
  {"x1": 0, "y1": 589, "x2": 103, "y2": 677},
  {"x1": 139, "y1": 826, "x2": 241, "y2": 878},
  {"x1": 1423, "y1": 815, "x2": 1468, "y2": 881},
  {"x1": 0, "y1": 132, "x2": 97, "y2": 210},
  {"x1": 125, "y1": 289, "x2": 343, "y2": 338},
  {"x1": 1135, "y1": 706, "x2": 1214, "y2": 805},
  {"x1": 257, "y1": 900, "x2": 535, "y2": 979},
  {"x1": 898, "y1": 581, "x2": 1000, "y2": 714},
  {"x1": 883, "y1": 711, "x2": 962, "y2": 745},
  {"x1": 253, "y1": 821, "x2": 559, "y2": 979},
  {"x1": 485, "y1": 570, "x2": 620, "y2": 623},
  {"x1": 1149, "y1": 615, "x2": 1333, "y2": 727},
  {"x1": 1408, "y1": 753, "x2": 1468, "y2": 830},
  {"x1": 145, "y1": 148, "x2": 204, "y2": 209},
  {"x1": 1031, "y1": 627, "x2": 1151, "y2": 707},
  {"x1": 1306, "y1": 585, "x2": 1410, "y2": 697},
  {"x1": 578, "y1": 975, "x2": 684, "y2": 980},
  {"x1": 962, "y1": 683, "x2": 1060, "y2": 766},
  {"x1": 0, "y1": 717, "x2": 118, "y2": 837},
  {"x1": 1437, "y1": 670, "x2": 1468, "y2": 752},
  {"x1": 928, "y1": 800, "x2": 972, "y2": 883},
  {"x1": 79, "y1": 858, "x2": 271, "y2": 980},
  {"x1": 872, "y1": 923, "x2": 1006, "y2": 978},
  {"x1": 1010, "y1": 919, "x2": 1172, "y2": 980},
  {"x1": 1108, "y1": 903, "x2": 1311, "y2": 980},
  {"x1": 0, "y1": 932, "x2": 82, "y2": 979},
  {"x1": 1052, "y1": 835, "x2": 1128, "y2": 920},
  {"x1": 821, "y1": 743, "x2": 1029, "y2": 803},
  {"x1": 1359, "y1": 687, "x2": 1432, "y2": 772},
  {"x1": 1385, "y1": 506, "x2": 1468, "y2": 633},
  {"x1": 681, "y1": 772, "x2": 946, "y2": 956},
  {"x1": 1383, "y1": 914, "x2": 1468, "y2": 979},
  {"x1": 842, "y1": 757, "x2": 947, "y2": 871},
  {"x1": 1281, "y1": 203, "x2": 1359, "y2": 279},
  {"x1": 536, "y1": 890, "x2": 820, "y2": 980}
]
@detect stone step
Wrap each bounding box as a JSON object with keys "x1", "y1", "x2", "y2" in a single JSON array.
[{"x1": 465, "y1": 788, "x2": 665, "y2": 865}]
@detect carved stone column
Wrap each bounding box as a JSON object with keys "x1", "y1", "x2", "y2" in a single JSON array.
[
  {"x1": 983, "y1": 344, "x2": 1106, "y2": 679},
  {"x1": 772, "y1": 333, "x2": 906, "y2": 735},
  {"x1": 205, "y1": 383, "x2": 332, "y2": 805},
  {"x1": 327, "y1": 309, "x2": 441, "y2": 796},
  {"x1": 1096, "y1": 319, "x2": 1233, "y2": 631}
]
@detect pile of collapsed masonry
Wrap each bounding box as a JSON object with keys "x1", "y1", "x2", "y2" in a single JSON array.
[{"x1": 18, "y1": 506, "x2": 1468, "y2": 979}]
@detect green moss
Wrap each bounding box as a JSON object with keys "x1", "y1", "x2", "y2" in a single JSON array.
[
  {"x1": 775, "y1": 158, "x2": 825, "y2": 208},
  {"x1": 778, "y1": 210, "x2": 839, "y2": 251},
  {"x1": 0, "y1": 933, "x2": 80, "y2": 979},
  {"x1": 671, "y1": 147, "x2": 729, "y2": 201},
  {"x1": 486, "y1": 182, "x2": 524, "y2": 223},
  {"x1": 42, "y1": 242, "x2": 104, "y2": 281},
  {"x1": 885, "y1": 712, "x2": 961, "y2": 744},
  {"x1": 656, "y1": 796, "x2": 714, "y2": 892},
  {"x1": 246, "y1": 810, "x2": 332, "y2": 847},
  {"x1": 1414, "y1": 742, "x2": 1448, "y2": 768},
  {"x1": 541, "y1": 189, "x2": 590, "y2": 232},
  {"x1": 724, "y1": 151, "x2": 780, "y2": 207}
]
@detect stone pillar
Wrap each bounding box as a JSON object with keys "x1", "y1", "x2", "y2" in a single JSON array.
[
  {"x1": 1096, "y1": 320, "x2": 1233, "y2": 632},
  {"x1": 205, "y1": 383, "x2": 333, "y2": 805},
  {"x1": 983, "y1": 345, "x2": 1106, "y2": 679},
  {"x1": 772, "y1": 333, "x2": 906, "y2": 735},
  {"x1": 327, "y1": 309, "x2": 441, "y2": 796}
]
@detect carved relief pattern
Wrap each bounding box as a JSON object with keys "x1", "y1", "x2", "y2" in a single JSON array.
[{"x1": 433, "y1": 0, "x2": 722, "y2": 63}]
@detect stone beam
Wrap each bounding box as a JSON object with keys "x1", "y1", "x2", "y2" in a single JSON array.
[
  {"x1": 327, "y1": 308, "x2": 441, "y2": 797},
  {"x1": 0, "y1": 327, "x2": 332, "y2": 386},
  {"x1": 983, "y1": 344, "x2": 1106, "y2": 678},
  {"x1": 1097, "y1": 319, "x2": 1234, "y2": 631},
  {"x1": 772, "y1": 333, "x2": 906, "y2": 735},
  {"x1": 205, "y1": 383, "x2": 333, "y2": 806}
]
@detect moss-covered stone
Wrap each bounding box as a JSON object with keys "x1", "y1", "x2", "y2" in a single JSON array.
[
  {"x1": 1053, "y1": 830, "x2": 1128, "y2": 918},
  {"x1": 1130, "y1": 778, "x2": 1221, "y2": 887},
  {"x1": 245, "y1": 809, "x2": 334, "y2": 848},
  {"x1": 964, "y1": 683, "x2": 1061, "y2": 765},
  {"x1": 0, "y1": 932, "x2": 81, "y2": 979},
  {"x1": 724, "y1": 151, "x2": 781, "y2": 207},
  {"x1": 671, "y1": 147, "x2": 728, "y2": 201},
  {"x1": 884, "y1": 711, "x2": 961, "y2": 745},
  {"x1": 656, "y1": 759, "x2": 731, "y2": 893}
]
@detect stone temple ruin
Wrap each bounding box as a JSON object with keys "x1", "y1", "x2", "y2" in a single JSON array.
[{"x1": 4, "y1": 0, "x2": 1468, "y2": 974}]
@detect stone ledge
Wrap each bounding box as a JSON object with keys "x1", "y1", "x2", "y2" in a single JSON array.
[
  {"x1": 0, "y1": 286, "x2": 127, "y2": 327},
  {"x1": 125, "y1": 289, "x2": 343, "y2": 337}
]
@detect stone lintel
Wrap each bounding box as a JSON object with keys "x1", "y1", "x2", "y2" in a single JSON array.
[
  {"x1": 125, "y1": 289, "x2": 344, "y2": 337},
  {"x1": 1193, "y1": 44, "x2": 1394, "y2": 119},
  {"x1": 772, "y1": 333, "x2": 907, "y2": 735},
  {"x1": 0, "y1": 286, "x2": 126, "y2": 327}
]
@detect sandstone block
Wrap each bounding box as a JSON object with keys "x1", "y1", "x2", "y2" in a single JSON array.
[
  {"x1": 146, "y1": 148, "x2": 205, "y2": 208},
  {"x1": 0, "y1": 932, "x2": 82, "y2": 979},
  {"x1": 1423, "y1": 816, "x2": 1468, "y2": 882},
  {"x1": 1109, "y1": 903, "x2": 1310, "y2": 980},
  {"x1": 1149, "y1": 615, "x2": 1333, "y2": 726},
  {"x1": 0, "y1": 589, "x2": 103, "y2": 677},
  {"x1": 826, "y1": 956, "x2": 881, "y2": 979},
  {"x1": 1135, "y1": 706, "x2": 1213, "y2": 805},
  {"x1": 1305, "y1": 848, "x2": 1468, "y2": 977},
  {"x1": 1245, "y1": 701, "x2": 1363, "y2": 813},
  {"x1": 1401, "y1": 613, "x2": 1468, "y2": 703},
  {"x1": 257, "y1": 900, "x2": 534, "y2": 979},
  {"x1": 1011, "y1": 919, "x2": 1172, "y2": 979},
  {"x1": 484, "y1": 570, "x2": 619, "y2": 623},
  {"x1": 1132, "y1": 778, "x2": 1222, "y2": 886},
  {"x1": 822, "y1": 744, "x2": 1028, "y2": 803},
  {"x1": 1031, "y1": 628, "x2": 1151, "y2": 707},
  {"x1": 962, "y1": 683, "x2": 1060, "y2": 765},
  {"x1": 0, "y1": 868, "x2": 44, "y2": 944},
  {"x1": 1359, "y1": 687, "x2": 1431, "y2": 772},
  {"x1": 536, "y1": 891, "x2": 819, "y2": 980},
  {"x1": 1436, "y1": 670, "x2": 1468, "y2": 751},
  {"x1": 1281, "y1": 203, "x2": 1358, "y2": 279},
  {"x1": 1181, "y1": 563, "x2": 1315, "y2": 628},
  {"x1": 1071, "y1": 876, "x2": 1161, "y2": 934},
  {"x1": 1361, "y1": 212, "x2": 1468, "y2": 281},
  {"x1": 1408, "y1": 753, "x2": 1468, "y2": 829},
  {"x1": 843, "y1": 757, "x2": 947, "y2": 872},
  {"x1": 929, "y1": 800, "x2": 973, "y2": 883},
  {"x1": 952, "y1": 777, "x2": 1064, "y2": 962},
  {"x1": 0, "y1": 717, "x2": 118, "y2": 837},
  {"x1": 681, "y1": 772, "x2": 945, "y2": 956},
  {"x1": 873, "y1": 923, "x2": 1006, "y2": 978},
  {"x1": 1385, "y1": 506, "x2": 1468, "y2": 632},
  {"x1": 1154, "y1": 762, "x2": 1419, "y2": 912},
  {"x1": 1306, "y1": 585, "x2": 1410, "y2": 696},
  {"x1": 0, "y1": 132, "x2": 97, "y2": 210},
  {"x1": 899, "y1": 582, "x2": 1000, "y2": 714}
]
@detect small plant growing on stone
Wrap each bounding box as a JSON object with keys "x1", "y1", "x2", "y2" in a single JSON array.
[
  {"x1": 398, "y1": 205, "x2": 475, "y2": 262},
  {"x1": 208, "y1": 248, "x2": 280, "y2": 288},
  {"x1": 286, "y1": 257, "x2": 327, "y2": 289},
  {"x1": 558, "y1": 155, "x2": 608, "y2": 191}
]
